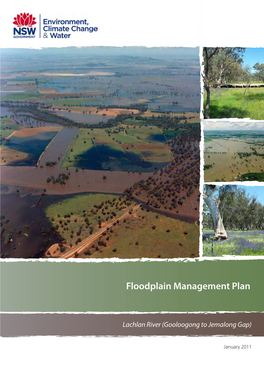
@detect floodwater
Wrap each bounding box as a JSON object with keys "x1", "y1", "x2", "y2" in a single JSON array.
[
  {"x1": 0, "y1": 187, "x2": 63, "y2": 258},
  {"x1": 1, "y1": 123, "x2": 151, "y2": 193},
  {"x1": 0, "y1": 164, "x2": 151, "y2": 195},
  {"x1": 38, "y1": 127, "x2": 78, "y2": 166},
  {"x1": 50, "y1": 110, "x2": 115, "y2": 125},
  {"x1": 66, "y1": 144, "x2": 170, "y2": 172},
  {"x1": 204, "y1": 137, "x2": 264, "y2": 181},
  {"x1": 0, "y1": 106, "x2": 65, "y2": 128},
  {"x1": 0, "y1": 184, "x2": 197, "y2": 259},
  {"x1": 6, "y1": 130, "x2": 59, "y2": 166},
  {"x1": 0, "y1": 106, "x2": 14, "y2": 117}
]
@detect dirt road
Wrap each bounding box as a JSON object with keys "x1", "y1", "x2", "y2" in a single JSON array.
[{"x1": 60, "y1": 204, "x2": 141, "y2": 259}]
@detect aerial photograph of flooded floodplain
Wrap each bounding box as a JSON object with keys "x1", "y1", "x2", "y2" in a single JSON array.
[
  {"x1": 203, "y1": 185, "x2": 264, "y2": 256},
  {"x1": 203, "y1": 47, "x2": 264, "y2": 120},
  {"x1": 204, "y1": 120, "x2": 264, "y2": 182},
  {"x1": 0, "y1": 47, "x2": 200, "y2": 259}
]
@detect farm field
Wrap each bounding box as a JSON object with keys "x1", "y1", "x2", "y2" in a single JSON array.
[
  {"x1": 204, "y1": 131, "x2": 264, "y2": 182},
  {"x1": 204, "y1": 88, "x2": 264, "y2": 120},
  {"x1": 2, "y1": 92, "x2": 44, "y2": 101},
  {"x1": 50, "y1": 97, "x2": 100, "y2": 107},
  {"x1": 60, "y1": 125, "x2": 173, "y2": 172},
  {"x1": 1, "y1": 126, "x2": 61, "y2": 166},
  {"x1": 203, "y1": 230, "x2": 264, "y2": 256},
  {"x1": 78, "y1": 208, "x2": 199, "y2": 259},
  {"x1": 0, "y1": 117, "x2": 21, "y2": 140}
]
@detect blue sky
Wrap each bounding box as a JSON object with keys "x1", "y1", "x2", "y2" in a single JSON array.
[
  {"x1": 209, "y1": 186, "x2": 264, "y2": 205},
  {"x1": 241, "y1": 186, "x2": 264, "y2": 205},
  {"x1": 243, "y1": 48, "x2": 264, "y2": 70}
]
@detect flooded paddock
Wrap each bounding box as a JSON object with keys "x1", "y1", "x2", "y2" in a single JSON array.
[
  {"x1": 204, "y1": 132, "x2": 264, "y2": 181},
  {"x1": 0, "y1": 165, "x2": 151, "y2": 194},
  {"x1": 38, "y1": 127, "x2": 78, "y2": 166},
  {"x1": 3, "y1": 129, "x2": 60, "y2": 166},
  {"x1": 0, "y1": 186, "x2": 63, "y2": 258},
  {"x1": 50, "y1": 110, "x2": 115, "y2": 125}
]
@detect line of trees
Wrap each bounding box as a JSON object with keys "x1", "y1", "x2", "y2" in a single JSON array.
[{"x1": 204, "y1": 185, "x2": 264, "y2": 237}]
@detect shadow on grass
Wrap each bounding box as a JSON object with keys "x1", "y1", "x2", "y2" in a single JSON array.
[
  {"x1": 242, "y1": 92, "x2": 264, "y2": 101},
  {"x1": 204, "y1": 104, "x2": 248, "y2": 119}
]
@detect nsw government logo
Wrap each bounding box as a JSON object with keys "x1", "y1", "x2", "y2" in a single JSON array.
[{"x1": 13, "y1": 13, "x2": 37, "y2": 38}]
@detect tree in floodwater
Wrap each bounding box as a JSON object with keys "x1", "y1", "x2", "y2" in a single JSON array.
[{"x1": 203, "y1": 47, "x2": 245, "y2": 118}]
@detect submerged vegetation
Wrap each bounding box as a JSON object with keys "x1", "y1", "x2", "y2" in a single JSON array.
[{"x1": 204, "y1": 130, "x2": 264, "y2": 182}]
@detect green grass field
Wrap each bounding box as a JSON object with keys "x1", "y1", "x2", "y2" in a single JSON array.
[
  {"x1": 125, "y1": 125, "x2": 165, "y2": 143},
  {"x1": 2, "y1": 92, "x2": 44, "y2": 101},
  {"x1": 123, "y1": 119, "x2": 144, "y2": 126},
  {"x1": 45, "y1": 193, "x2": 135, "y2": 249},
  {"x1": 204, "y1": 88, "x2": 264, "y2": 119},
  {"x1": 0, "y1": 118, "x2": 21, "y2": 140},
  {"x1": 83, "y1": 209, "x2": 199, "y2": 258},
  {"x1": 51, "y1": 98, "x2": 100, "y2": 106}
]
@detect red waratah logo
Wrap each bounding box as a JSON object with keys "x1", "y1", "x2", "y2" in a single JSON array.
[{"x1": 13, "y1": 13, "x2": 37, "y2": 27}]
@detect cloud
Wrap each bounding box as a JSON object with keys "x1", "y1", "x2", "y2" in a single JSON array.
[{"x1": 203, "y1": 120, "x2": 264, "y2": 131}]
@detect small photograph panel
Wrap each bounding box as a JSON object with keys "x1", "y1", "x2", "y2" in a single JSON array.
[
  {"x1": 203, "y1": 120, "x2": 264, "y2": 182},
  {"x1": 203, "y1": 185, "x2": 264, "y2": 257},
  {"x1": 203, "y1": 48, "x2": 264, "y2": 120}
]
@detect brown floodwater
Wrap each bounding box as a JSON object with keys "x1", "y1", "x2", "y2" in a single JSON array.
[
  {"x1": 0, "y1": 166, "x2": 151, "y2": 195},
  {"x1": 1, "y1": 185, "x2": 128, "y2": 258},
  {"x1": 50, "y1": 110, "x2": 115, "y2": 124},
  {"x1": 0, "y1": 186, "x2": 63, "y2": 258},
  {"x1": 38, "y1": 127, "x2": 78, "y2": 166},
  {"x1": 204, "y1": 138, "x2": 264, "y2": 181}
]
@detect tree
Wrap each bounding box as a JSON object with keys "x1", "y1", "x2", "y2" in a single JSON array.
[
  {"x1": 203, "y1": 48, "x2": 245, "y2": 118},
  {"x1": 241, "y1": 65, "x2": 253, "y2": 96},
  {"x1": 204, "y1": 185, "x2": 264, "y2": 236},
  {"x1": 253, "y1": 63, "x2": 264, "y2": 82},
  {"x1": 204, "y1": 185, "x2": 227, "y2": 239}
]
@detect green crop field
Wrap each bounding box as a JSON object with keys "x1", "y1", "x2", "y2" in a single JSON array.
[
  {"x1": 125, "y1": 125, "x2": 165, "y2": 143},
  {"x1": 2, "y1": 92, "x2": 44, "y2": 101},
  {"x1": 83, "y1": 209, "x2": 199, "y2": 258},
  {"x1": 204, "y1": 88, "x2": 264, "y2": 120},
  {"x1": 51, "y1": 97, "x2": 100, "y2": 106}
]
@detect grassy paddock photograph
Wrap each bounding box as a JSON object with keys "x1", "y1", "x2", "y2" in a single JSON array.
[
  {"x1": 203, "y1": 185, "x2": 264, "y2": 256},
  {"x1": 203, "y1": 48, "x2": 264, "y2": 120}
]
